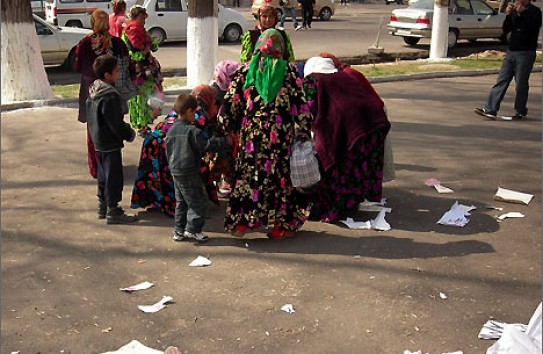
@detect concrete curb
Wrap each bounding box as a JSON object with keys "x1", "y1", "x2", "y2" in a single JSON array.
[{"x1": 2, "y1": 66, "x2": 541, "y2": 112}]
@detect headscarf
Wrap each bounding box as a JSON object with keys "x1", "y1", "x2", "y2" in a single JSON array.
[
  {"x1": 191, "y1": 84, "x2": 217, "y2": 114},
  {"x1": 90, "y1": 9, "x2": 110, "y2": 35},
  {"x1": 213, "y1": 60, "x2": 241, "y2": 92},
  {"x1": 243, "y1": 29, "x2": 287, "y2": 104},
  {"x1": 258, "y1": 6, "x2": 279, "y2": 30},
  {"x1": 112, "y1": 0, "x2": 126, "y2": 15},
  {"x1": 303, "y1": 56, "x2": 338, "y2": 77},
  {"x1": 319, "y1": 52, "x2": 349, "y2": 71}
]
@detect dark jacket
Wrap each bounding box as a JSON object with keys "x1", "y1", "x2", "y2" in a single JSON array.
[
  {"x1": 503, "y1": 3, "x2": 542, "y2": 51},
  {"x1": 86, "y1": 80, "x2": 135, "y2": 152},
  {"x1": 165, "y1": 119, "x2": 226, "y2": 176}
]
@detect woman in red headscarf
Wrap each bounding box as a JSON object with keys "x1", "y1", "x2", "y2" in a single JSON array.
[{"x1": 218, "y1": 29, "x2": 313, "y2": 239}]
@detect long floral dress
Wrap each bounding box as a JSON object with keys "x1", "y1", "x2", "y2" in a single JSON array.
[
  {"x1": 217, "y1": 64, "x2": 313, "y2": 232},
  {"x1": 303, "y1": 75, "x2": 388, "y2": 223}
]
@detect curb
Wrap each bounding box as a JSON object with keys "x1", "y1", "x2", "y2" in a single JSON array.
[{"x1": 2, "y1": 66, "x2": 541, "y2": 112}]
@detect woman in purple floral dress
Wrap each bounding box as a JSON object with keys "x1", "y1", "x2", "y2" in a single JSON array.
[{"x1": 218, "y1": 29, "x2": 313, "y2": 239}]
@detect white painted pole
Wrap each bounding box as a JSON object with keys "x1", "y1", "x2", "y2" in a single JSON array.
[
  {"x1": 187, "y1": 17, "x2": 218, "y2": 87},
  {"x1": 429, "y1": 0, "x2": 449, "y2": 59}
]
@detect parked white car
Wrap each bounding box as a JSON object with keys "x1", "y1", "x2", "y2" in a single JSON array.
[
  {"x1": 143, "y1": 0, "x2": 248, "y2": 45},
  {"x1": 387, "y1": 0, "x2": 506, "y2": 47},
  {"x1": 34, "y1": 14, "x2": 90, "y2": 69}
]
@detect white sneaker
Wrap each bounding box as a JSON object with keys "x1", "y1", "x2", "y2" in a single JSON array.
[
  {"x1": 295, "y1": 25, "x2": 303, "y2": 31},
  {"x1": 183, "y1": 231, "x2": 209, "y2": 242},
  {"x1": 172, "y1": 230, "x2": 186, "y2": 241}
]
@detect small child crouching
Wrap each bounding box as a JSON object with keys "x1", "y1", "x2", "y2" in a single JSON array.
[
  {"x1": 165, "y1": 94, "x2": 227, "y2": 242},
  {"x1": 86, "y1": 55, "x2": 137, "y2": 224}
]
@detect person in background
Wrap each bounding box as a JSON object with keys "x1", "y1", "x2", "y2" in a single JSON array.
[
  {"x1": 75, "y1": 9, "x2": 130, "y2": 179},
  {"x1": 218, "y1": 29, "x2": 313, "y2": 240},
  {"x1": 298, "y1": 0, "x2": 315, "y2": 30},
  {"x1": 302, "y1": 56, "x2": 391, "y2": 222},
  {"x1": 109, "y1": 0, "x2": 127, "y2": 38},
  {"x1": 122, "y1": 5, "x2": 164, "y2": 136},
  {"x1": 86, "y1": 55, "x2": 137, "y2": 224},
  {"x1": 474, "y1": 0, "x2": 541, "y2": 120},
  {"x1": 278, "y1": 0, "x2": 298, "y2": 30},
  {"x1": 210, "y1": 60, "x2": 241, "y2": 106},
  {"x1": 166, "y1": 93, "x2": 227, "y2": 243},
  {"x1": 240, "y1": 5, "x2": 295, "y2": 63}
]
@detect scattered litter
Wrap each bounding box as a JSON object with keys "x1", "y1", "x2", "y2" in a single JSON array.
[
  {"x1": 404, "y1": 350, "x2": 425, "y2": 354},
  {"x1": 189, "y1": 256, "x2": 212, "y2": 267},
  {"x1": 442, "y1": 352, "x2": 463, "y2": 354},
  {"x1": 497, "y1": 212, "x2": 525, "y2": 220},
  {"x1": 358, "y1": 199, "x2": 392, "y2": 213},
  {"x1": 494, "y1": 187, "x2": 534, "y2": 205},
  {"x1": 458, "y1": 204, "x2": 477, "y2": 213},
  {"x1": 439, "y1": 292, "x2": 448, "y2": 300},
  {"x1": 486, "y1": 205, "x2": 504, "y2": 211},
  {"x1": 437, "y1": 201, "x2": 471, "y2": 227},
  {"x1": 478, "y1": 319, "x2": 527, "y2": 339},
  {"x1": 339, "y1": 218, "x2": 371, "y2": 230},
  {"x1": 120, "y1": 281, "x2": 154, "y2": 293},
  {"x1": 371, "y1": 209, "x2": 391, "y2": 231},
  {"x1": 101, "y1": 327, "x2": 113, "y2": 333},
  {"x1": 100, "y1": 339, "x2": 163, "y2": 354},
  {"x1": 281, "y1": 304, "x2": 295, "y2": 314},
  {"x1": 245, "y1": 243, "x2": 249, "y2": 248},
  {"x1": 10, "y1": 351, "x2": 20, "y2": 354},
  {"x1": 424, "y1": 178, "x2": 454, "y2": 193},
  {"x1": 486, "y1": 302, "x2": 541, "y2": 353},
  {"x1": 138, "y1": 296, "x2": 174, "y2": 313}
]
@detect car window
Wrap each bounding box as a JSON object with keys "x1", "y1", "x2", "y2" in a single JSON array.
[
  {"x1": 454, "y1": 0, "x2": 474, "y2": 14},
  {"x1": 156, "y1": 0, "x2": 183, "y2": 11},
  {"x1": 411, "y1": 0, "x2": 434, "y2": 9},
  {"x1": 471, "y1": 0, "x2": 494, "y2": 14},
  {"x1": 59, "y1": 0, "x2": 83, "y2": 3},
  {"x1": 35, "y1": 19, "x2": 52, "y2": 35},
  {"x1": 87, "y1": 0, "x2": 110, "y2": 2}
]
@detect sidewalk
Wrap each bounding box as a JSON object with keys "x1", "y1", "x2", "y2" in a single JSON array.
[{"x1": 2, "y1": 72, "x2": 541, "y2": 353}]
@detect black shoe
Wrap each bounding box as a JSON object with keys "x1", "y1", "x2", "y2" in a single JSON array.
[
  {"x1": 98, "y1": 200, "x2": 107, "y2": 219},
  {"x1": 106, "y1": 206, "x2": 137, "y2": 225},
  {"x1": 512, "y1": 113, "x2": 526, "y2": 120},
  {"x1": 474, "y1": 107, "x2": 497, "y2": 120}
]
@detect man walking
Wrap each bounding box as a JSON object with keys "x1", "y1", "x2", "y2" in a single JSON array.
[
  {"x1": 474, "y1": 0, "x2": 541, "y2": 120},
  {"x1": 279, "y1": 0, "x2": 298, "y2": 30}
]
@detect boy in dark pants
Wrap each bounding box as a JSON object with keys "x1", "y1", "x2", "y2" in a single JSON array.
[
  {"x1": 166, "y1": 94, "x2": 227, "y2": 242},
  {"x1": 86, "y1": 55, "x2": 137, "y2": 224}
]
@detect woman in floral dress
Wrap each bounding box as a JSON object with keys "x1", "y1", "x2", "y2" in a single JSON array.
[
  {"x1": 218, "y1": 29, "x2": 313, "y2": 239},
  {"x1": 302, "y1": 56, "x2": 391, "y2": 223}
]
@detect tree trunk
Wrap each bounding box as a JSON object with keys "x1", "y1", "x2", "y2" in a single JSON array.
[
  {"x1": 429, "y1": 0, "x2": 450, "y2": 59},
  {"x1": 187, "y1": 0, "x2": 218, "y2": 88},
  {"x1": 1, "y1": 0, "x2": 54, "y2": 103}
]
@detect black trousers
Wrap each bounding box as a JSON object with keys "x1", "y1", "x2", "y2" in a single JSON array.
[
  {"x1": 97, "y1": 150, "x2": 124, "y2": 208},
  {"x1": 301, "y1": 4, "x2": 313, "y2": 26}
]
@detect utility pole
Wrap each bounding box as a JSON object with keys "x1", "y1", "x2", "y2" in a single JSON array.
[
  {"x1": 429, "y1": 0, "x2": 450, "y2": 59},
  {"x1": 187, "y1": 0, "x2": 218, "y2": 88}
]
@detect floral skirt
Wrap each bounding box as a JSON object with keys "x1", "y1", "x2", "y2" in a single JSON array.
[{"x1": 309, "y1": 130, "x2": 386, "y2": 223}]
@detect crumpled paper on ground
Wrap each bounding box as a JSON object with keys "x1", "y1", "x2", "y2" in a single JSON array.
[
  {"x1": 424, "y1": 178, "x2": 454, "y2": 194},
  {"x1": 497, "y1": 212, "x2": 525, "y2": 221},
  {"x1": 100, "y1": 339, "x2": 163, "y2": 354},
  {"x1": 437, "y1": 201, "x2": 472, "y2": 227},
  {"x1": 138, "y1": 296, "x2": 173, "y2": 313},
  {"x1": 478, "y1": 319, "x2": 527, "y2": 339},
  {"x1": 120, "y1": 281, "x2": 154, "y2": 293},
  {"x1": 494, "y1": 187, "x2": 534, "y2": 205},
  {"x1": 339, "y1": 210, "x2": 391, "y2": 231},
  {"x1": 281, "y1": 304, "x2": 295, "y2": 314},
  {"x1": 189, "y1": 256, "x2": 211, "y2": 267}
]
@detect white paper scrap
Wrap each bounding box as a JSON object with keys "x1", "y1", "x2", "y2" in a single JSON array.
[
  {"x1": 138, "y1": 296, "x2": 173, "y2": 313},
  {"x1": 189, "y1": 255, "x2": 212, "y2": 267},
  {"x1": 358, "y1": 199, "x2": 392, "y2": 213},
  {"x1": 494, "y1": 187, "x2": 534, "y2": 205},
  {"x1": 497, "y1": 212, "x2": 525, "y2": 220},
  {"x1": 437, "y1": 201, "x2": 471, "y2": 227},
  {"x1": 100, "y1": 339, "x2": 163, "y2": 354},
  {"x1": 120, "y1": 281, "x2": 154, "y2": 293},
  {"x1": 371, "y1": 209, "x2": 391, "y2": 231},
  {"x1": 339, "y1": 217, "x2": 371, "y2": 230},
  {"x1": 478, "y1": 319, "x2": 527, "y2": 340},
  {"x1": 434, "y1": 184, "x2": 454, "y2": 194},
  {"x1": 281, "y1": 304, "x2": 295, "y2": 314},
  {"x1": 442, "y1": 351, "x2": 463, "y2": 354},
  {"x1": 439, "y1": 292, "x2": 448, "y2": 300},
  {"x1": 403, "y1": 350, "x2": 423, "y2": 354}
]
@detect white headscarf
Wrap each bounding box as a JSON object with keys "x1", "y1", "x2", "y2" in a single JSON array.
[{"x1": 303, "y1": 57, "x2": 338, "y2": 78}]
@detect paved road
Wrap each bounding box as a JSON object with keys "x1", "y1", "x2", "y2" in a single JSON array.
[{"x1": 2, "y1": 72, "x2": 541, "y2": 354}]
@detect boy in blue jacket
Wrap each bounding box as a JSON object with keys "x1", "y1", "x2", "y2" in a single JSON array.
[
  {"x1": 86, "y1": 55, "x2": 137, "y2": 224},
  {"x1": 166, "y1": 94, "x2": 227, "y2": 242}
]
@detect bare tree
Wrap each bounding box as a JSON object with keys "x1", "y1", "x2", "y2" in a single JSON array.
[
  {"x1": 187, "y1": 0, "x2": 218, "y2": 87},
  {"x1": 1, "y1": 0, "x2": 53, "y2": 103}
]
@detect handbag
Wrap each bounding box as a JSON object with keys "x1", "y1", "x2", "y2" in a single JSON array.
[
  {"x1": 290, "y1": 140, "x2": 320, "y2": 191},
  {"x1": 115, "y1": 55, "x2": 138, "y2": 101}
]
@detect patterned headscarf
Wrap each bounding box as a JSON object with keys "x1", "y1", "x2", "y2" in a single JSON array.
[
  {"x1": 191, "y1": 84, "x2": 218, "y2": 114},
  {"x1": 243, "y1": 29, "x2": 287, "y2": 104},
  {"x1": 258, "y1": 5, "x2": 279, "y2": 29},
  {"x1": 90, "y1": 9, "x2": 110, "y2": 35},
  {"x1": 213, "y1": 60, "x2": 240, "y2": 92}
]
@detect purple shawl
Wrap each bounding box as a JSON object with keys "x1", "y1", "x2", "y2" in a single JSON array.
[{"x1": 312, "y1": 71, "x2": 390, "y2": 172}]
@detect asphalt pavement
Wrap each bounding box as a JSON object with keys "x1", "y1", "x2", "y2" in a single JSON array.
[{"x1": 1, "y1": 72, "x2": 541, "y2": 353}]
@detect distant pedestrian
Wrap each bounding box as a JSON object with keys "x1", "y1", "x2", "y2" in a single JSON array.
[
  {"x1": 109, "y1": 0, "x2": 126, "y2": 37},
  {"x1": 86, "y1": 55, "x2": 137, "y2": 224},
  {"x1": 166, "y1": 94, "x2": 228, "y2": 243},
  {"x1": 279, "y1": 0, "x2": 298, "y2": 30},
  {"x1": 233, "y1": 0, "x2": 240, "y2": 7},
  {"x1": 298, "y1": 0, "x2": 315, "y2": 29},
  {"x1": 474, "y1": 0, "x2": 541, "y2": 120},
  {"x1": 341, "y1": 0, "x2": 347, "y2": 5}
]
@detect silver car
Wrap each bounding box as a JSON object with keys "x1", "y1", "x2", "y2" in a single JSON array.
[
  {"x1": 34, "y1": 14, "x2": 90, "y2": 69},
  {"x1": 387, "y1": 0, "x2": 506, "y2": 47}
]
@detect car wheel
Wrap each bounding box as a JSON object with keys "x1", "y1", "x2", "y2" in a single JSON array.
[
  {"x1": 65, "y1": 20, "x2": 83, "y2": 28},
  {"x1": 223, "y1": 24, "x2": 242, "y2": 43},
  {"x1": 319, "y1": 7, "x2": 332, "y2": 21},
  {"x1": 447, "y1": 29, "x2": 458, "y2": 48},
  {"x1": 403, "y1": 37, "x2": 420, "y2": 46},
  {"x1": 148, "y1": 27, "x2": 166, "y2": 46},
  {"x1": 63, "y1": 48, "x2": 77, "y2": 71}
]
